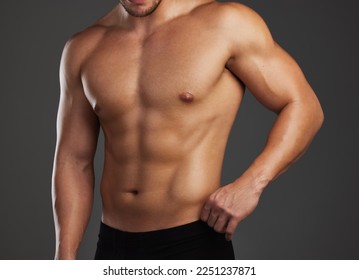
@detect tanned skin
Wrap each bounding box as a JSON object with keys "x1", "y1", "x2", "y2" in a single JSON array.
[{"x1": 52, "y1": 0, "x2": 324, "y2": 259}]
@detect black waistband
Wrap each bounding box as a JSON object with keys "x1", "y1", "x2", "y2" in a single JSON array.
[{"x1": 99, "y1": 220, "x2": 214, "y2": 243}]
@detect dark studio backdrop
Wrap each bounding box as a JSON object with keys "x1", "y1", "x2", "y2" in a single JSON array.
[{"x1": 0, "y1": 0, "x2": 358, "y2": 260}]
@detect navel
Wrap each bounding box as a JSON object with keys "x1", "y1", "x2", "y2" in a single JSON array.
[
  {"x1": 130, "y1": 190, "x2": 139, "y2": 195},
  {"x1": 179, "y1": 92, "x2": 194, "y2": 103}
]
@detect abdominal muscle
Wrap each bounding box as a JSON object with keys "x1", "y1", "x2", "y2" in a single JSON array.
[
  {"x1": 100, "y1": 158, "x2": 220, "y2": 232},
  {"x1": 99, "y1": 114, "x2": 228, "y2": 232}
]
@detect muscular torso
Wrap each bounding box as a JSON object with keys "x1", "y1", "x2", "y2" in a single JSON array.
[{"x1": 80, "y1": 4, "x2": 244, "y2": 231}]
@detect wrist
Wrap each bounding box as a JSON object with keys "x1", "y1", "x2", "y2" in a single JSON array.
[
  {"x1": 233, "y1": 168, "x2": 273, "y2": 193},
  {"x1": 55, "y1": 251, "x2": 77, "y2": 260},
  {"x1": 55, "y1": 245, "x2": 77, "y2": 260}
]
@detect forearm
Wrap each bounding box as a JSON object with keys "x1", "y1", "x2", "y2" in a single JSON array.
[
  {"x1": 234, "y1": 98, "x2": 324, "y2": 191},
  {"x1": 52, "y1": 161, "x2": 95, "y2": 259}
]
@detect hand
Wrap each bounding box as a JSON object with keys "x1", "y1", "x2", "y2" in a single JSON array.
[{"x1": 200, "y1": 182, "x2": 263, "y2": 241}]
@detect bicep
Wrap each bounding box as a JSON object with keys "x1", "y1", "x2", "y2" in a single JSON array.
[
  {"x1": 55, "y1": 40, "x2": 99, "y2": 165},
  {"x1": 225, "y1": 7, "x2": 317, "y2": 113},
  {"x1": 55, "y1": 84, "x2": 100, "y2": 164},
  {"x1": 228, "y1": 43, "x2": 315, "y2": 113}
]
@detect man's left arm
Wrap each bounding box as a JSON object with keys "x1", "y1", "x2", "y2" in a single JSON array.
[{"x1": 201, "y1": 4, "x2": 324, "y2": 240}]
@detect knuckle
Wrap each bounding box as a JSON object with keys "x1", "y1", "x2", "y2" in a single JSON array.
[
  {"x1": 223, "y1": 208, "x2": 233, "y2": 217},
  {"x1": 214, "y1": 224, "x2": 225, "y2": 233},
  {"x1": 207, "y1": 197, "x2": 216, "y2": 207},
  {"x1": 216, "y1": 214, "x2": 225, "y2": 221},
  {"x1": 209, "y1": 192, "x2": 218, "y2": 201},
  {"x1": 233, "y1": 213, "x2": 243, "y2": 221},
  {"x1": 213, "y1": 200, "x2": 224, "y2": 210},
  {"x1": 213, "y1": 225, "x2": 221, "y2": 232},
  {"x1": 226, "y1": 228, "x2": 234, "y2": 236},
  {"x1": 217, "y1": 228, "x2": 226, "y2": 234},
  {"x1": 200, "y1": 213, "x2": 207, "y2": 221}
]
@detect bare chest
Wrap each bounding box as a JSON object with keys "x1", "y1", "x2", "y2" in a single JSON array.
[{"x1": 81, "y1": 25, "x2": 239, "y2": 120}]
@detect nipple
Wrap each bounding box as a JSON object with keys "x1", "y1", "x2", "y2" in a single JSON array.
[{"x1": 179, "y1": 92, "x2": 194, "y2": 103}]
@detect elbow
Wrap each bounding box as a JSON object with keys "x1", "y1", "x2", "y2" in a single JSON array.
[
  {"x1": 318, "y1": 108, "x2": 325, "y2": 129},
  {"x1": 291, "y1": 96, "x2": 324, "y2": 134},
  {"x1": 314, "y1": 101, "x2": 325, "y2": 132},
  {"x1": 301, "y1": 98, "x2": 324, "y2": 137}
]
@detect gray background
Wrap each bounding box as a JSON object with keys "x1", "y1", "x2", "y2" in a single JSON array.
[{"x1": 0, "y1": 0, "x2": 358, "y2": 260}]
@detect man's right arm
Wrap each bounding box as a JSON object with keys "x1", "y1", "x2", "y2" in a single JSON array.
[{"x1": 52, "y1": 34, "x2": 100, "y2": 260}]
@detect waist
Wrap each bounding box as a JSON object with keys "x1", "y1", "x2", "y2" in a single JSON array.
[
  {"x1": 99, "y1": 220, "x2": 213, "y2": 242},
  {"x1": 95, "y1": 220, "x2": 235, "y2": 260},
  {"x1": 99, "y1": 157, "x2": 222, "y2": 231},
  {"x1": 101, "y1": 193, "x2": 205, "y2": 232}
]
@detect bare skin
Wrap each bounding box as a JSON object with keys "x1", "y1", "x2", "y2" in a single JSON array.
[{"x1": 52, "y1": 0, "x2": 324, "y2": 259}]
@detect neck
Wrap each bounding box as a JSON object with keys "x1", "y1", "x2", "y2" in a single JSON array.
[{"x1": 116, "y1": 0, "x2": 212, "y2": 35}]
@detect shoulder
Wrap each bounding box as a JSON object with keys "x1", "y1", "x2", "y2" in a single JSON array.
[
  {"x1": 60, "y1": 25, "x2": 107, "y2": 74},
  {"x1": 60, "y1": 25, "x2": 107, "y2": 82},
  {"x1": 61, "y1": 25, "x2": 107, "y2": 58},
  {"x1": 199, "y1": 2, "x2": 274, "y2": 50},
  {"x1": 207, "y1": 2, "x2": 268, "y2": 30}
]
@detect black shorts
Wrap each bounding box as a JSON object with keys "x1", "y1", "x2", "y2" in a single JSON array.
[{"x1": 94, "y1": 220, "x2": 235, "y2": 260}]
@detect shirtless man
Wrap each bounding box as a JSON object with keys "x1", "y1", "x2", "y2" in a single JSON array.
[{"x1": 52, "y1": 0, "x2": 324, "y2": 260}]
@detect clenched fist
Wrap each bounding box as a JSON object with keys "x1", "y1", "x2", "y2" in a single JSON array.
[{"x1": 200, "y1": 181, "x2": 264, "y2": 241}]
